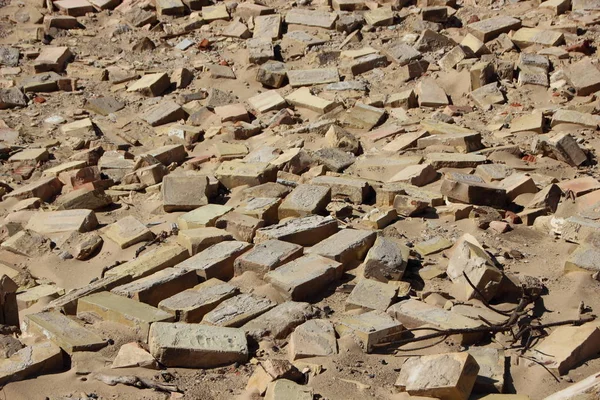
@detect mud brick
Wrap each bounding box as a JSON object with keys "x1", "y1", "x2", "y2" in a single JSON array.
[
  {"x1": 247, "y1": 38, "x2": 274, "y2": 64},
  {"x1": 395, "y1": 352, "x2": 479, "y2": 399},
  {"x1": 216, "y1": 160, "x2": 277, "y2": 189},
  {"x1": 344, "y1": 103, "x2": 385, "y2": 130},
  {"x1": 265, "y1": 254, "x2": 343, "y2": 301},
  {"x1": 278, "y1": 184, "x2": 330, "y2": 219},
  {"x1": 566, "y1": 58, "x2": 600, "y2": 96},
  {"x1": 364, "y1": 7, "x2": 394, "y2": 26},
  {"x1": 470, "y1": 61, "x2": 494, "y2": 91},
  {"x1": 0, "y1": 87, "x2": 28, "y2": 109},
  {"x1": 418, "y1": 132, "x2": 483, "y2": 153},
  {"x1": 162, "y1": 175, "x2": 209, "y2": 212},
  {"x1": 548, "y1": 133, "x2": 587, "y2": 167},
  {"x1": 148, "y1": 323, "x2": 247, "y2": 368},
  {"x1": 213, "y1": 211, "x2": 264, "y2": 242},
  {"x1": 441, "y1": 172, "x2": 507, "y2": 207},
  {"x1": 4, "y1": 177, "x2": 63, "y2": 202},
  {"x1": 287, "y1": 68, "x2": 340, "y2": 87},
  {"x1": 24, "y1": 311, "x2": 106, "y2": 354},
  {"x1": 388, "y1": 299, "x2": 484, "y2": 344},
  {"x1": 175, "y1": 241, "x2": 252, "y2": 281},
  {"x1": 248, "y1": 90, "x2": 286, "y2": 113},
  {"x1": 111, "y1": 268, "x2": 197, "y2": 307},
  {"x1": 145, "y1": 144, "x2": 187, "y2": 165},
  {"x1": 178, "y1": 204, "x2": 233, "y2": 230},
  {"x1": 202, "y1": 293, "x2": 275, "y2": 327},
  {"x1": 177, "y1": 227, "x2": 233, "y2": 256},
  {"x1": 142, "y1": 101, "x2": 185, "y2": 127},
  {"x1": 127, "y1": 72, "x2": 170, "y2": 97},
  {"x1": 54, "y1": 0, "x2": 95, "y2": 17},
  {"x1": 426, "y1": 153, "x2": 487, "y2": 169},
  {"x1": 202, "y1": 4, "x2": 230, "y2": 21},
  {"x1": 77, "y1": 291, "x2": 174, "y2": 338},
  {"x1": 255, "y1": 215, "x2": 338, "y2": 246},
  {"x1": 234, "y1": 239, "x2": 303, "y2": 277},
  {"x1": 346, "y1": 279, "x2": 397, "y2": 312},
  {"x1": 285, "y1": 9, "x2": 337, "y2": 29},
  {"x1": 256, "y1": 61, "x2": 287, "y2": 88},
  {"x1": 512, "y1": 28, "x2": 564, "y2": 49},
  {"x1": 286, "y1": 87, "x2": 337, "y2": 114},
  {"x1": 34, "y1": 47, "x2": 72, "y2": 73},
  {"x1": 253, "y1": 14, "x2": 281, "y2": 40},
  {"x1": 467, "y1": 16, "x2": 521, "y2": 42},
  {"x1": 155, "y1": 0, "x2": 185, "y2": 16},
  {"x1": 308, "y1": 229, "x2": 375, "y2": 265},
  {"x1": 104, "y1": 215, "x2": 154, "y2": 249},
  {"x1": 335, "y1": 311, "x2": 403, "y2": 353}
]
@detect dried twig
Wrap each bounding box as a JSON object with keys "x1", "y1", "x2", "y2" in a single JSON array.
[{"x1": 94, "y1": 374, "x2": 181, "y2": 393}]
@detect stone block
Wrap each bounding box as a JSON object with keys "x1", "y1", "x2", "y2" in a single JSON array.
[
  {"x1": 158, "y1": 280, "x2": 238, "y2": 322},
  {"x1": 203, "y1": 293, "x2": 275, "y2": 327},
  {"x1": 78, "y1": 291, "x2": 174, "y2": 338},
  {"x1": 4, "y1": 176, "x2": 62, "y2": 202},
  {"x1": 177, "y1": 227, "x2": 233, "y2": 256},
  {"x1": 105, "y1": 243, "x2": 189, "y2": 279},
  {"x1": 26, "y1": 209, "x2": 98, "y2": 234},
  {"x1": 248, "y1": 90, "x2": 286, "y2": 113},
  {"x1": 286, "y1": 87, "x2": 337, "y2": 114},
  {"x1": 33, "y1": 47, "x2": 73, "y2": 73},
  {"x1": 346, "y1": 278, "x2": 397, "y2": 312},
  {"x1": 534, "y1": 325, "x2": 600, "y2": 375},
  {"x1": 308, "y1": 229, "x2": 376, "y2": 266},
  {"x1": 149, "y1": 323, "x2": 248, "y2": 368},
  {"x1": 104, "y1": 215, "x2": 154, "y2": 249},
  {"x1": 216, "y1": 160, "x2": 277, "y2": 189},
  {"x1": 253, "y1": 14, "x2": 281, "y2": 39},
  {"x1": 468, "y1": 347, "x2": 506, "y2": 393},
  {"x1": 548, "y1": 133, "x2": 587, "y2": 167},
  {"x1": 175, "y1": 241, "x2": 252, "y2": 281},
  {"x1": 289, "y1": 319, "x2": 338, "y2": 360},
  {"x1": 467, "y1": 16, "x2": 521, "y2": 42},
  {"x1": 255, "y1": 215, "x2": 338, "y2": 246},
  {"x1": 215, "y1": 211, "x2": 265, "y2": 242},
  {"x1": 471, "y1": 82, "x2": 505, "y2": 110},
  {"x1": 278, "y1": 184, "x2": 330, "y2": 219},
  {"x1": 162, "y1": 175, "x2": 209, "y2": 212},
  {"x1": 388, "y1": 299, "x2": 484, "y2": 345},
  {"x1": 25, "y1": 311, "x2": 106, "y2": 354},
  {"x1": 265, "y1": 254, "x2": 342, "y2": 301},
  {"x1": 364, "y1": 7, "x2": 394, "y2": 26},
  {"x1": 285, "y1": 9, "x2": 337, "y2": 29},
  {"x1": 256, "y1": 61, "x2": 287, "y2": 88},
  {"x1": 142, "y1": 101, "x2": 185, "y2": 127},
  {"x1": 427, "y1": 153, "x2": 487, "y2": 169},
  {"x1": 395, "y1": 352, "x2": 479, "y2": 399},
  {"x1": 111, "y1": 267, "x2": 197, "y2": 307},
  {"x1": 177, "y1": 204, "x2": 233, "y2": 230},
  {"x1": 234, "y1": 239, "x2": 303, "y2": 277},
  {"x1": 311, "y1": 175, "x2": 369, "y2": 204},
  {"x1": 363, "y1": 237, "x2": 409, "y2": 282},
  {"x1": 287, "y1": 68, "x2": 340, "y2": 87},
  {"x1": 335, "y1": 310, "x2": 404, "y2": 352},
  {"x1": 127, "y1": 73, "x2": 170, "y2": 97},
  {"x1": 54, "y1": 0, "x2": 94, "y2": 16},
  {"x1": 0, "y1": 341, "x2": 63, "y2": 386},
  {"x1": 417, "y1": 78, "x2": 449, "y2": 107},
  {"x1": 566, "y1": 59, "x2": 600, "y2": 96},
  {"x1": 243, "y1": 301, "x2": 317, "y2": 340},
  {"x1": 512, "y1": 28, "x2": 564, "y2": 49}
]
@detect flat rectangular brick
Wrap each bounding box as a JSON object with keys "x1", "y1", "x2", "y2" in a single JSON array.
[
  {"x1": 25, "y1": 311, "x2": 107, "y2": 354},
  {"x1": 77, "y1": 291, "x2": 174, "y2": 338}
]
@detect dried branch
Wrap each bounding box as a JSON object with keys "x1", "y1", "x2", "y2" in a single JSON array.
[{"x1": 94, "y1": 374, "x2": 181, "y2": 393}]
